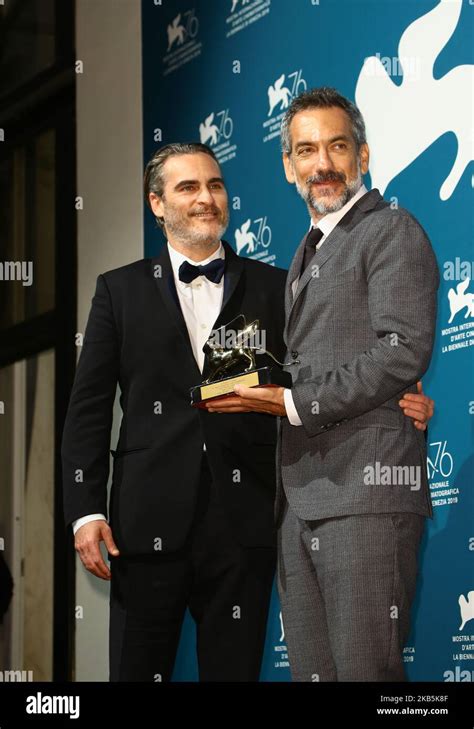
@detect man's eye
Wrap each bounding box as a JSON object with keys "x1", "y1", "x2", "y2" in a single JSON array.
[
  {"x1": 298, "y1": 148, "x2": 312, "y2": 156},
  {"x1": 333, "y1": 143, "x2": 347, "y2": 150},
  {"x1": 182, "y1": 185, "x2": 195, "y2": 192}
]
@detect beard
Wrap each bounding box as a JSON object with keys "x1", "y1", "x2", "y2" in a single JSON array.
[
  {"x1": 162, "y1": 201, "x2": 229, "y2": 248},
  {"x1": 295, "y1": 165, "x2": 363, "y2": 215}
]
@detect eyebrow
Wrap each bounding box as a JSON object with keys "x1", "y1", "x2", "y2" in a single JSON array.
[
  {"x1": 174, "y1": 177, "x2": 225, "y2": 190},
  {"x1": 295, "y1": 135, "x2": 352, "y2": 149}
]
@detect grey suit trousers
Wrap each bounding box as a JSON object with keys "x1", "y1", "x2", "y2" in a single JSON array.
[{"x1": 277, "y1": 497, "x2": 425, "y2": 682}]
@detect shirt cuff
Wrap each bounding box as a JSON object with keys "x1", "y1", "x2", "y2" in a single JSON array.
[
  {"x1": 284, "y1": 388, "x2": 303, "y2": 426},
  {"x1": 72, "y1": 513, "x2": 107, "y2": 535}
]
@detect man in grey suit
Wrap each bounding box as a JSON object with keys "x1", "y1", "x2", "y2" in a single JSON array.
[{"x1": 206, "y1": 87, "x2": 439, "y2": 681}]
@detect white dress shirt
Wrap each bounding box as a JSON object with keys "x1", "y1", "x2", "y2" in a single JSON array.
[
  {"x1": 73, "y1": 241, "x2": 225, "y2": 535},
  {"x1": 167, "y1": 241, "x2": 225, "y2": 372},
  {"x1": 284, "y1": 185, "x2": 368, "y2": 426}
]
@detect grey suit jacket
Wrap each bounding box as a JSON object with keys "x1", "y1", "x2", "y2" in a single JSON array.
[{"x1": 275, "y1": 188, "x2": 439, "y2": 525}]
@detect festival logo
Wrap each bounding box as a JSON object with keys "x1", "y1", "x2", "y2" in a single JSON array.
[
  {"x1": 441, "y1": 260, "x2": 474, "y2": 356},
  {"x1": 428, "y1": 439, "x2": 458, "y2": 508},
  {"x1": 262, "y1": 69, "x2": 307, "y2": 143},
  {"x1": 226, "y1": 0, "x2": 271, "y2": 39},
  {"x1": 356, "y1": 0, "x2": 473, "y2": 201},
  {"x1": 234, "y1": 215, "x2": 275, "y2": 265},
  {"x1": 198, "y1": 109, "x2": 237, "y2": 164},
  {"x1": 163, "y1": 8, "x2": 202, "y2": 76}
]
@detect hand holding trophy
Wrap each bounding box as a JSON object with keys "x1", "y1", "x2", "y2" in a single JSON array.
[{"x1": 190, "y1": 314, "x2": 293, "y2": 408}]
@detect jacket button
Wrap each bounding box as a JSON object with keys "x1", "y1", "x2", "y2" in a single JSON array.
[{"x1": 291, "y1": 351, "x2": 298, "y2": 359}]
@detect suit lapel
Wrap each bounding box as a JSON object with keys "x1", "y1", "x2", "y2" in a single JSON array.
[
  {"x1": 150, "y1": 243, "x2": 201, "y2": 379},
  {"x1": 285, "y1": 233, "x2": 306, "y2": 319},
  {"x1": 213, "y1": 240, "x2": 244, "y2": 327},
  {"x1": 150, "y1": 240, "x2": 245, "y2": 381},
  {"x1": 285, "y1": 189, "x2": 383, "y2": 341}
]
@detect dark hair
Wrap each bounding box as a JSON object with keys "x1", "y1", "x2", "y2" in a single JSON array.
[
  {"x1": 280, "y1": 87, "x2": 367, "y2": 154},
  {"x1": 144, "y1": 142, "x2": 220, "y2": 228}
]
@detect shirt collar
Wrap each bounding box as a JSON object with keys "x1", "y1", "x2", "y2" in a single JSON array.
[
  {"x1": 167, "y1": 241, "x2": 225, "y2": 284},
  {"x1": 310, "y1": 184, "x2": 368, "y2": 236}
]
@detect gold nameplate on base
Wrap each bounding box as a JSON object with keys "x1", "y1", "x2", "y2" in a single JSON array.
[{"x1": 190, "y1": 366, "x2": 291, "y2": 408}]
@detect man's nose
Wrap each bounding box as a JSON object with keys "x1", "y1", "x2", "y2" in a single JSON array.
[
  {"x1": 195, "y1": 186, "x2": 214, "y2": 204},
  {"x1": 313, "y1": 147, "x2": 334, "y2": 171}
]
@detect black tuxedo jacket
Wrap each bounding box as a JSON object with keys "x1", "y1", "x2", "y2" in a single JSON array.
[{"x1": 61, "y1": 241, "x2": 287, "y2": 555}]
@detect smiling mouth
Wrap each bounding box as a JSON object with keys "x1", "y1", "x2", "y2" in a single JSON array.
[{"x1": 192, "y1": 212, "x2": 218, "y2": 218}]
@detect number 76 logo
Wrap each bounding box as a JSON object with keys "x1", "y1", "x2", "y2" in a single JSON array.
[
  {"x1": 235, "y1": 217, "x2": 272, "y2": 255},
  {"x1": 427, "y1": 440, "x2": 454, "y2": 479}
]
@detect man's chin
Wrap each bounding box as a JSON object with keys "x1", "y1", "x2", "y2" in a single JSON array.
[
  {"x1": 309, "y1": 194, "x2": 347, "y2": 215},
  {"x1": 186, "y1": 224, "x2": 227, "y2": 246}
]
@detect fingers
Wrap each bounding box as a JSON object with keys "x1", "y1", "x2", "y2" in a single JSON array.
[
  {"x1": 206, "y1": 396, "x2": 243, "y2": 408},
  {"x1": 75, "y1": 524, "x2": 112, "y2": 580},
  {"x1": 416, "y1": 380, "x2": 423, "y2": 394},
  {"x1": 399, "y1": 396, "x2": 434, "y2": 422},
  {"x1": 403, "y1": 408, "x2": 429, "y2": 426},
  {"x1": 400, "y1": 402, "x2": 430, "y2": 423},
  {"x1": 207, "y1": 396, "x2": 284, "y2": 415},
  {"x1": 414, "y1": 421, "x2": 427, "y2": 431},
  {"x1": 206, "y1": 399, "x2": 249, "y2": 413},
  {"x1": 206, "y1": 395, "x2": 261, "y2": 413},
  {"x1": 207, "y1": 404, "x2": 258, "y2": 413},
  {"x1": 398, "y1": 393, "x2": 431, "y2": 430},
  {"x1": 233, "y1": 385, "x2": 260, "y2": 399},
  {"x1": 101, "y1": 523, "x2": 120, "y2": 558},
  {"x1": 77, "y1": 543, "x2": 111, "y2": 580},
  {"x1": 207, "y1": 396, "x2": 275, "y2": 413},
  {"x1": 206, "y1": 386, "x2": 281, "y2": 413},
  {"x1": 401, "y1": 392, "x2": 433, "y2": 406}
]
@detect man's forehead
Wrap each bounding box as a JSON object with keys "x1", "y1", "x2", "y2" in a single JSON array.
[
  {"x1": 290, "y1": 107, "x2": 352, "y2": 139},
  {"x1": 163, "y1": 153, "x2": 221, "y2": 180}
]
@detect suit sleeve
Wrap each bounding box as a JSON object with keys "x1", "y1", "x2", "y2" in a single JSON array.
[
  {"x1": 61, "y1": 274, "x2": 120, "y2": 527},
  {"x1": 291, "y1": 214, "x2": 439, "y2": 437}
]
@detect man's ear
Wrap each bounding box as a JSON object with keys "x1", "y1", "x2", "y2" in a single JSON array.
[
  {"x1": 359, "y1": 143, "x2": 370, "y2": 176},
  {"x1": 148, "y1": 192, "x2": 164, "y2": 219},
  {"x1": 282, "y1": 153, "x2": 295, "y2": 184}
]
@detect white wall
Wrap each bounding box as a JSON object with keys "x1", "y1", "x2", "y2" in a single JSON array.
[{"x1": 75, "y1": 0, "x2": 143, "y2": 681}]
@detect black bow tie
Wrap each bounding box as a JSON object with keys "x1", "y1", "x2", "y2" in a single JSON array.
[{"x1": 178, "y1": 258, "x2": 225, "y2": 284}]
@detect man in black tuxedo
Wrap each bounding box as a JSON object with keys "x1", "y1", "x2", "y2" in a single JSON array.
[
  {"x1": 62, "y1": 143, "x2": 287, "y2": 682},
  {"x1": 62, "y1": 142, "x2": 433, "y2": 682}
]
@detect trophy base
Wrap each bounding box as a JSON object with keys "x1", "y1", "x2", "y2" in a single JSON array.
[{"x1": 190, "y1": 366, "x2": 292, "y2": 408}]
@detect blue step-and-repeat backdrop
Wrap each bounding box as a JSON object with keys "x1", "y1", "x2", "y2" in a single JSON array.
[{"x1": 141, "y1": 0, "x2": 473, "y2": 681}]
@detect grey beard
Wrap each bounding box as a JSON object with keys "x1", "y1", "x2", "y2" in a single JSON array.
[
  {"x1": 164, "y1": 210, "x2": 229, "y2": 247},
  {"x1": 296, "y1": 170, "x2": 362, "y2": 215}
]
